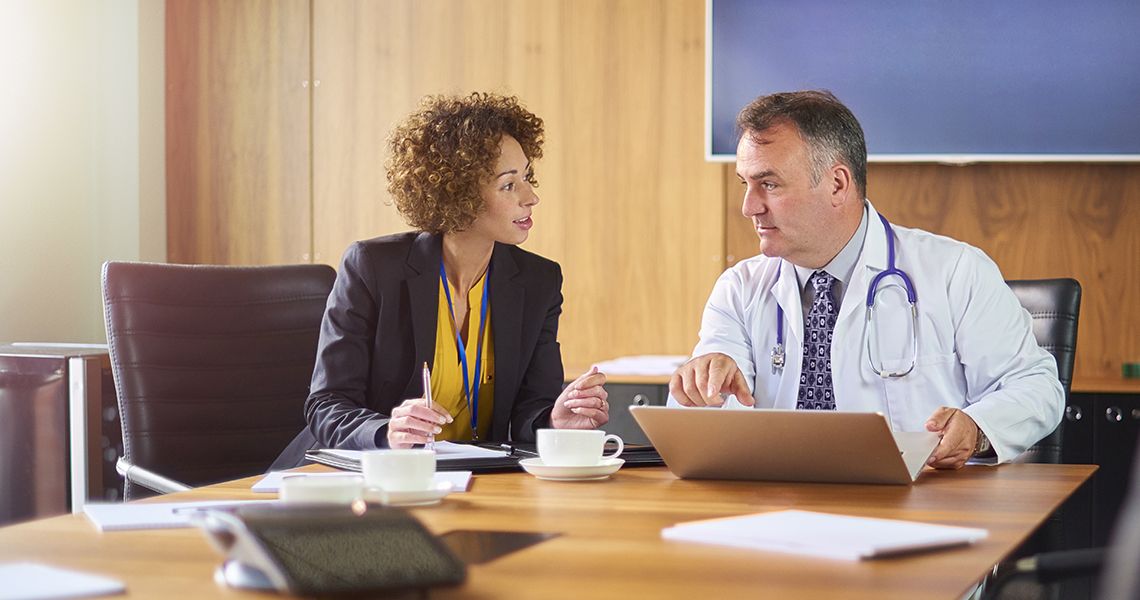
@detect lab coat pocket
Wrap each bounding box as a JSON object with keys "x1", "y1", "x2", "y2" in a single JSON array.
[{"x1": 881, "y1": 353, "x2": 958, "y2": 431}]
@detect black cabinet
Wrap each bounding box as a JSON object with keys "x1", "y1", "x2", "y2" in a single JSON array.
[
  {"x1": 602, "y1": 383, "x2": 668, "y2": 444},
  {"x1": 1066, "y1": 391, "x2": 1140, "y2": 547}
]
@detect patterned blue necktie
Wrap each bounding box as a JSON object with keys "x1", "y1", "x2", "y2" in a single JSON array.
[{"x1": 797, "y1": 271, "x2": 837, "y2": 410}]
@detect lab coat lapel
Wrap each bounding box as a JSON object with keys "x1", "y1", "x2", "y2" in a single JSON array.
[
  {"x1": 770, "y1": 259, "x2": 803, "y2": 408},
  {"x1": 772, "y1": 259, "x2": 803, "y2": 347},
  {"x1": 837, "y1": 202, "x2": 889, "y2": 328}
]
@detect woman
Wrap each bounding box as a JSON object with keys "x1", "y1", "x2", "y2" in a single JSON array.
[{"x1": 273, "y1": 93, "x2": 608, "y2": 468}]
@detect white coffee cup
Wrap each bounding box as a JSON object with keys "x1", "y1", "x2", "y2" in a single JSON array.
[
  {"x1": 536, "y1": 429, "x2": 623, "y2": 467},
  {"x1": 361, "y1": 449, "x2": 436, "y2": 492},
  {"x1": 279, "y1": 474, "x2": 363, "y2": 504}
]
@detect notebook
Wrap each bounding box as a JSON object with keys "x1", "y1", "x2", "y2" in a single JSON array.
[
  {"x1": 629, "y1": 406, "x2": 940, "y2": 485},
  {"x1": 82, "y1": 500, "x2": 275, "y2": 532},
  {"x1": 662, "y1": 509, "x2": 988, "y2": 560}
]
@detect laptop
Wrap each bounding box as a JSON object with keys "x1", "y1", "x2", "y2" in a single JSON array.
[{"x1": 629, "y1": 406, "x2": 940, "y2": 485}]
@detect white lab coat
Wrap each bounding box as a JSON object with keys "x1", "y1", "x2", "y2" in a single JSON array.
[{"x1": 679, "y1": 202, "x2": 1063, "y2": 463}]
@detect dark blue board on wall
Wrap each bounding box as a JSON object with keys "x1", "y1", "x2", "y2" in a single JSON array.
[{"x1": 707, "y1": 0, "x2": 1140, "y2": 162}]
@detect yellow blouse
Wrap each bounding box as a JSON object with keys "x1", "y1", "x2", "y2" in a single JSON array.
[{"x1": 432, "y1": 274, "x2": 495, "y2": 441}]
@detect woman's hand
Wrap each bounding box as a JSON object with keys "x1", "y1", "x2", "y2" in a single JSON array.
[
  {"x1": 551, "y1": 367, "x2": 609, "y2": 429},
  {"x1": 387, "y1": 398, "x2": 453, "y2": 448}
]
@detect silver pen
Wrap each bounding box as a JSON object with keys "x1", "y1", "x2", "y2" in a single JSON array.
[{"x1": 422, "y1": 362, "x2": 435, "y2": 452}]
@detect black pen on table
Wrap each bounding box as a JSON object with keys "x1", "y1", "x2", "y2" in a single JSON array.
[{"x1": 499, "y1": 444, "x2": 538, "y2": 457}]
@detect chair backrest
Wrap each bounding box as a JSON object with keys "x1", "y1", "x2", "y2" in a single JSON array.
[
  {"x1": 102, "y1": 261, "x2": 335, "y2": 499},
  {"x1": 1006, "y1": 278, "x2": 1081, "y2": 464}
]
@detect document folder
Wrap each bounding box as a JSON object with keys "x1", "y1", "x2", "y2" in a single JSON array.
[{"x1": 305, "y1": 443, "x2": 664, "y2": 474}]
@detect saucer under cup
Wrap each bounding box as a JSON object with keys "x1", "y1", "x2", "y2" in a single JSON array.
[
  {"x1": 364, "y1": 481, "x2": 453, "y2": 506},
  {"x1": 519, "y1": 457, "x2": 624, "y2": 481}
]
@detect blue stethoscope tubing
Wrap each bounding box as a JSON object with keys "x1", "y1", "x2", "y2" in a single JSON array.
[
  {"x1": 439, "y1": 261, "x2": 491, "y2": 440},
  {"x1": 771, "y1": 213, "x2": 919, "y2": 378}
]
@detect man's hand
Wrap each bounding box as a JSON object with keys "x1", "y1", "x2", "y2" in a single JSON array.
[
  {"x1": 669, "y1": 353, "x2": 755, "y2": 407},
  {"x1": 925, "y1": 407, "x2": 981, "y2": 469}
]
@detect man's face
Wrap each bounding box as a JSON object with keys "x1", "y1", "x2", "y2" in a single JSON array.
[{"x1": 735, "y1": 122, "x2": 845, "y2": 268}]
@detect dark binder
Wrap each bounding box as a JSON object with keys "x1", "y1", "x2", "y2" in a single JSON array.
[{"x1": 304, "y1": 443, "x2": 663, "y2": 474}]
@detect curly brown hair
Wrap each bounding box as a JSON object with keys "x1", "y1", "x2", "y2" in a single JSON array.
[{"x1": 385, "y1": 93, "x2": 544, "y2": 234}]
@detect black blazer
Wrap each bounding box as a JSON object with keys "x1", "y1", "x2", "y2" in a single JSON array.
[{"x1": 272, "y1": 231, "x2": 564, "y2": 469}]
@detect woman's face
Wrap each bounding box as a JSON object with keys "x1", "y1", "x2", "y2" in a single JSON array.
[{"x1": 467, "y1": 135, "x2": 539, "y2": 246}]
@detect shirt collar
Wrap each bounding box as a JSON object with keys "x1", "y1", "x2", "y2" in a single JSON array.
[{"x1": 794, "y1": 201, "x2": 869, "y2": 291}]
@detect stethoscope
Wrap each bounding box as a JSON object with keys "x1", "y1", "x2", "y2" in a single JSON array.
[{"x1": 770, "y1": 213, "x2": 919, "y2": 378}]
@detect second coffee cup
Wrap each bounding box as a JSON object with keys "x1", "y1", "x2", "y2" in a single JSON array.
[
  {"x1": 536, "y1": 429, "x2": 623, "y2": 467},
  {"x1": 361, "y1": 449, "x2": 436, "y2": 492}
]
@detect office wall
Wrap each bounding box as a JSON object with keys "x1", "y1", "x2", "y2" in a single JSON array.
[
  {"x1": 0, "y1": 0, "x2": 165, "y2": 344},
  {"x1": 724, "y1": 162, "x2": 1140, "y2": 382},
  {"x1": 166, "y1": 0, "x2": 726, "y2": 369}
]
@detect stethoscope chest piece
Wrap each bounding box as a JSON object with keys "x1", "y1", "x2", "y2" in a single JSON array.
[{"x1": 770, "y1": 343, "x2": 785, "y2": 370}]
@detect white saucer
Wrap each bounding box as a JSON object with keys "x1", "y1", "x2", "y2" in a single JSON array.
[
  {"x1": 363, "y1": 481, "x2": 453, "y2": 506},
  {"x1": 518, "y1": 457, "x2": 624, "y2": 481}
]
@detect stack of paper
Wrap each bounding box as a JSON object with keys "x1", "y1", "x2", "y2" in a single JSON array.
[
  {"x1": 591, "y1": 355, "x2": 688, "y2": 376},
  {"x1": 662, "y1": 510, "x2": 988, "y2": 560},
  {"x1": 307, "y1": 441, "x2": 509, "y2": 471},
  {"x1": 83, "y1": 500, "x2": 275, "y2": 532},
  {"x1": 251, "y1": 470, "x2": 473, "y2": 493}
]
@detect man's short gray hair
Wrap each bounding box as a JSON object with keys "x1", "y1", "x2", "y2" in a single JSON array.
[{"x1": 736, "y1": 90, "x2": 867, "y2": 196}]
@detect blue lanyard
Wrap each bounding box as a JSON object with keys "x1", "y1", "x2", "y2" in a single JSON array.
[{"x1": 439, "y1": 261, "x2": 491, "y2": 441}]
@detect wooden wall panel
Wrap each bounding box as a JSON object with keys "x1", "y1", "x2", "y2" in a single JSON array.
[
  {"x1": 166, "y1": 0, "x2": 312, "y2": 265},
  {"x1": 311, "y1": 0, "x2": 725, "y2": 369},
  {"x1": 724, "y1": 162, "x2": 1140, "y2": 382}
]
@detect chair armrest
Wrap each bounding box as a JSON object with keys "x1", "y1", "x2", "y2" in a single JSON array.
[
  {"x1": 985, "y1": 547, "x2": 1106, "y2": 599},
  {"x1": 115, "y1": 457, "x2": 192, "y2": 495},
  {"x1": 1016, "y1": 547, "x2": 1106, "y2": 584}
]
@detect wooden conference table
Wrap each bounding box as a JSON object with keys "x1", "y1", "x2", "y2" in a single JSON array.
[{"x1": 0, "y1": 463, "x2": 1095, "y2": 599}]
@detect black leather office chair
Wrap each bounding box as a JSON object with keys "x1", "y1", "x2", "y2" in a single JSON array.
[
  {"x1": 985, "y1": 278, "x2": 1082, "y2": 600},
  {"x1": 102, "y1": 261, "x2": 335, "y2": 499},
  {"x1": 1006, "y1": 278, "x2": 1082, "y2": 465}
]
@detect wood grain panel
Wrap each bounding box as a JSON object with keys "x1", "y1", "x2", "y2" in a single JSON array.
[
  {"x1": 724, "y1": 162, "x2": 1140, "y2": 381},
  {"x1": 166, "y1": 0, "x2": 312, "y2": 265},
  {"x1": 311, "y1": 0, "x2": 725, "y2": 369}
]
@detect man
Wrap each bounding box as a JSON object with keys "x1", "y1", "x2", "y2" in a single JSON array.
[{"x1": 670, "y1": 91, "x2": 1062, "y2": 469}]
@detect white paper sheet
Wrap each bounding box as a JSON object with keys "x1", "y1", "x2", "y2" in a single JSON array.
[
  {"x1": 662, "y1": 510, "x2": 988, "y2": 561},
  {"x1": 82, "y1": 500, "x2": 276, "y2": 532},
  {"x1": 251, "y1": 470, "x2": 473, "y2": 493},
  {"x1": 321, "y1": 442, "x2": 508, "y2": 462},
  {"x1": 0, "y1": 562, "x2": 124, "y2": 599},
  {"x1": 590, "y1": 355, "x2": 688, "y2": 376}
]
